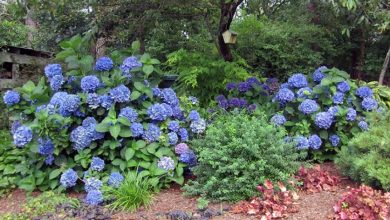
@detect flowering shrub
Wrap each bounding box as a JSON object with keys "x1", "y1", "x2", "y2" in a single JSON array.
[
  {"x1": 333, "y1": 185, "x2": 390, "y2": 219},
  {"x1": 3, "y1": 37, "x2": 205, "y2": 204},
  {"x1": 217, "y1": 67, "x2": 381, "y2": 160},
  {"x1": 231, "y1": 180, "x2": 299, "y2": 219}
]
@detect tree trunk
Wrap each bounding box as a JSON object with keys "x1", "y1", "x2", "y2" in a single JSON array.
[
  {"x1": 379, "y1": 46, "x2": 390, "y2": 85},
  {"x1": 218, "y1": 0, "x2": 243, "y2": 62},
  {"x1": 354, "y1": 28, "x2": 366, "y2": 80},
  {"x1": 95, "y1": 37, "x2": 107, "y2": 58},
  {"x1": 25, "y1": 8, "x2": 37, "y2": 48}
]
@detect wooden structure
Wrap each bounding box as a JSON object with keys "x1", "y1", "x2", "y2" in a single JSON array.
[
  {"x1": 222, "y1": 30, "x2": 238, "y2": 44},
  {"x1": 0, "y1": 46, "x2": 52, "y2": 90}
]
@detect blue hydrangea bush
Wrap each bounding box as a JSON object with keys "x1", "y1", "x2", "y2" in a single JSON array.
[
  {"x1": 216, "y1": 67, "x2": 381, "y2": 160},
  {"x1": 2, "y1": 38, "x2": 204, "y2": 205}
]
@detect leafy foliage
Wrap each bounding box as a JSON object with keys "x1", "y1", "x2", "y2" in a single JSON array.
[
  {"x1": 295, "y1": 165, "x2": 339, "y2": 193},
  {"x1": 0, "y1": 191, "x2": 79, "y2": 220},
  {"x1": 335, "y1": 111, "x2": 390, "y2": 191},
  {"x1": 103, "y1": 171, "x2": 156, "y2": 212},
  {"x1": 0, "y1": 19, "x2": 28, "y2": 47},
  {"x1": 3, "y1": 35, "x2": 205, "y2": 198},
  {"x1": 183, "y1": 112, "x2": 302, "y2": 202},
  {"x1": 231, "y1": 180, "x2": 299, "y2": 219},
  {"x1": 333, "y1": 185, "x2": 390, "y2": 220},
  {"x1": 166, "y1": 49, "x2": 251, "y2": 105},
  {"x1": 232, "y1": 16, "x2": 337, "y2": 80}
]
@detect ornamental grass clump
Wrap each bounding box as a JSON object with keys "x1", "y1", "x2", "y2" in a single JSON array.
[
  {"x1": 216, "y1": 67, "x2": 381, "y2": 160},
  {"x1": 2, "y1": 36, "x2": 205, "y2": 203},
  {"x1": 183, "y1": 112, "x2": 303, "y2": 202}
]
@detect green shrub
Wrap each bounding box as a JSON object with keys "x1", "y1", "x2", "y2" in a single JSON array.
[
  {"x1": 335, "y1": 111, "x2": 390, "y2": 191},
  {"x1": 104, "y1": 171, "x2": 156, "y2": 212},
  {"x1": 183, "y1": 112, "x2": 303, "y2": 202},
  {"x1": 166, "y1": 49, "x2": 251, "y2": 106}
]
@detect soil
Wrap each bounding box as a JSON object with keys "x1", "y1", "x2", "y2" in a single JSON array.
[{"x1": 0, "y1": 163, "x2": 360, "y2": 219}]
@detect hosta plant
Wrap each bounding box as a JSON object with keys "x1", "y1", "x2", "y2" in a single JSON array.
[
  {"x1": 216, "y1": 67, "x2": 381, "y2": 161},
  {"x1": 2, "y1": 35, "x2": 205, "y2": 205}
]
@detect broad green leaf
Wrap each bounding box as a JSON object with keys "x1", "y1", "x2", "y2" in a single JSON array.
[
  {"x1": 110, "y1": 124, "x2": 121, "y2": 139},
  {"x1": 143, "y1": 65, "x2": 154, "y2": 75},
  {"x1": 95, "y1": 123, "x2": 110, "y2": 132},
  {"x1": 131, "y1": 91, "x2": 141, "y2": 100},
  {"x1": 125, "y1": 148, "x2": 135, "y2": 161},
  {"x1": 119, "y1": 126, "x2": 132, "y2": 137},
  {"x1": 49, "y1": 169, "x2": 62, "y2": 180},
  {"x1": 135, "y1": 140, "x2": 146, "y2": 149},
  {"x1": 118, "y1": 117, "x2": 131, "y2": 126}
]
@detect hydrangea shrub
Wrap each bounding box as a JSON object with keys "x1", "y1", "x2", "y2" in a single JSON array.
[
  {"x1": 3, "y1": 38, "x2": 204, "y2": 204},
  {"x1": 216, "y1": 67, "x2": 381, "y2": 160}
]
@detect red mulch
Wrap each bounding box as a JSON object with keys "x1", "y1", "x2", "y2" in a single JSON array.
[{"x1": 0, "y1": 163, "x2": 362, "y2": 219}]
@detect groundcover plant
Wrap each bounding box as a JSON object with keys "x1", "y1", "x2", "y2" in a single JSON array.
[{"x1": 3, "y1": 37, "x2": 205, "y2": 205}]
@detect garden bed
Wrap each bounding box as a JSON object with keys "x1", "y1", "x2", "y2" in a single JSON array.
[{"x1": 0, "y1": 162, "x2": 363, "y2": 220}]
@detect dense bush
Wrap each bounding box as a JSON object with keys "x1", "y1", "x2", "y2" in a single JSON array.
[
  {"x1": 232, "y1": 16, "x2": 337, "y2": 80},
  {"x1": 216, "y1": 67, "x2": 381, "y2": 160},
  {"x1": 166, "y1": 49, "x2": 251, "y2": 106},
  {"x1": 335, "y1": 112, "x2": 390, "y2": 191},
  {"x1": 183, "y1": 112, "x2": 302, "y2": 202},
  {"x1": 2, "y1": 35, "x2": 205, "y2": 204},
  {"x1": 0, "y1": 19, "x2": 28, "y2": 47}
]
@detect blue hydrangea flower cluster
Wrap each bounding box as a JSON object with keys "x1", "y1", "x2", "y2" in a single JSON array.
[
  {"x1": 274, "y1": 88, "x2": 295, "y2": 104},
  {"x1": 90, "y1": 157, "x2": 105, "y2": 171},
  {"x1": 190, "y1": 118, "x2": 206, "y2": 134},
  {"x1": 297, "y1": 87, "x2": 312, "y2": 99},
  {"x1": 143, "y1": 124, "x2": 161, "y2": 142},
  {"x1": 50, "y1": 92, "x2": 81, "y2": 116},
  {"x1": 298, "y1": 99, "x2": 319, "y2": 115},
  {"x1": 314, "y1": 112, "x2": 333, "y2": 129},
  {"x1": 358, "y1": 121, "x2": 368, "y2": 130},
  {"x1": 294, "y1": 136, "x2": 309, "y2": 150},
  {"x1": 312, "y1": 66, "x2": 327, "y2": 83},
  {"x1": 87, "y1": 93, "x2": 101, "y2": 109},
  {"x1": 38, "y1": 138, "x2": 55, "y2": 164},
  {"x1": 178, "y1": 128, "x2": 189, "y2": 142},
  {"x1": 131, "y1": 122, "x2": 144, "y2": 137},
  {"x1": 13, "y1": 126, "x2": 33, "y2": 148},
  {"x1": 70, "y1": 126, "x2": 92, "y2": 151},
  {"x1": 346, "y1": 108, "x2": 357, "y2": 121},
  {"x1": 329, "y1": 134, "x2": 340, "y2": 147},
  {"x1": 270, "y1": 114, "x2": 286, "y2": 126},
  {"x1": 168, "y1": 132, "x2": 178, "y2": 145},
  {"x1": 168, "y1": 121, "x2": 180, "y2": 132},
  {"x1": 44, "y1": 64, "x2": 62, "y2": 79},
  {"x1": 110, "y1": 84, "x2": 131, "y2": 103},
  {"x1": 160, "y1": 88, "x2": 179, "y2": 106},
  {"x1": 95, "y1": 57, "x2": 114, "y2": 71},
  {"x1": 188, "y1": 110, "x2": 200, "y2": 121},
  {"x1": 60, "y1": 169, "x2": 78, "y2": 188},
  {"x1": 333, "y1": 92, "x2": 344, "y2": 104},
  {"x1": 119, "y1": 107, "x2": 138, "y2": 122},
  {"x1": 107, "y1": 172, "x2": 124, "y2": 188},
  {"x1": 81, "y1": 75, "x2": 100, "y2": 93},
  {"x1": 238, "y1": 82, "x2": 251, "y2": 92},
  {"x1": 327, "y1": 106, "x2": 339, "y2": 117},
  {"x1": 337, "y1": 81, "x2": 350, "y2": 93},
  {"x1": 100, "y1": 94, "x2": 113, "y2": 109},
  {"x1": 85, "y1": 190, "x2": 103, "y2": 205},
  {"x1": 355, "y1": 86, "x2": 373, "y2": 98},
  {"x1": 147, "y1": 103, "x2": 173, "y2": 121},
  {"x1": 179, "y1": 150, "x2": 197, "y2": 167},
  {"x1": 84, "y1": 177, "x2": 103, "y2": 192},
  {"x1": 361, "y1": 97, "x2": 378, "y2": 111},
  {"x1": 3, "y1": 90, "x2": 20, "y2": 106},
  {"x1": 226, "y1": 82, "x2": 236, "y2": 91},
  {"x1": 175, "y1": 143, "x2": 189, "y2": 155},
  {"x1": 308, "y1": 134, "x2": 322, "y2": 150},
  {"x1": 50, "y1": 74, "x2": 64, "y2": 91},
  {"x1": 120, "y1": 56, "x2": 142, "y2": 77},
  {"x1": 157, "y1": 156, "x2": 175, "y2": 171},
  {"x1": 287, "y1": 73, "x2": 308, "y2": 88}
]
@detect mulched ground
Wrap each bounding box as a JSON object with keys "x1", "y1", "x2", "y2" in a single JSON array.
[{"x1": 0, "y1": 163, "x2": 360, "y2": 219}]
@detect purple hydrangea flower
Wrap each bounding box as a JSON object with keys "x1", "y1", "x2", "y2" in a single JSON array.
[
  {"x1": 226, "y1": 83, "x2": 236, "y2": 91},
  {"x1": 3, "y1": 90, "x2": 20, "y2": 106},
  {"x1": 175, "y1": 143, "x2": 189, "y2": 155},
  {"x1": 95, "y1": 56, "x2": 114, "y2": 71},
  {"x1": 237, "y1": 82, "x2": 251, "y2": 92}
]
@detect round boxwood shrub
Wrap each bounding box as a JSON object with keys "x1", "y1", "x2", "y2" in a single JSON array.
[{"x1": 183, "y1": 111, "x2": 303, "y2": 202}]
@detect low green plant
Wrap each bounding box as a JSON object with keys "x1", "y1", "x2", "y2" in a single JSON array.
[
  {"x1": 104, "y1": 171, "x2": 156, "y2": 212},
  {"x1": 183, "y1": 111, "x2": 303, "y2": 202},
  {"x1": 196, "y1": 197, "x2": 209, "y2": 210},
  {"x1": 335, "y1": 111, "x2": 390, "y2": 191},
  {"x1": 0, "y1": 191, "x2": 79, "y2": 220}
]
